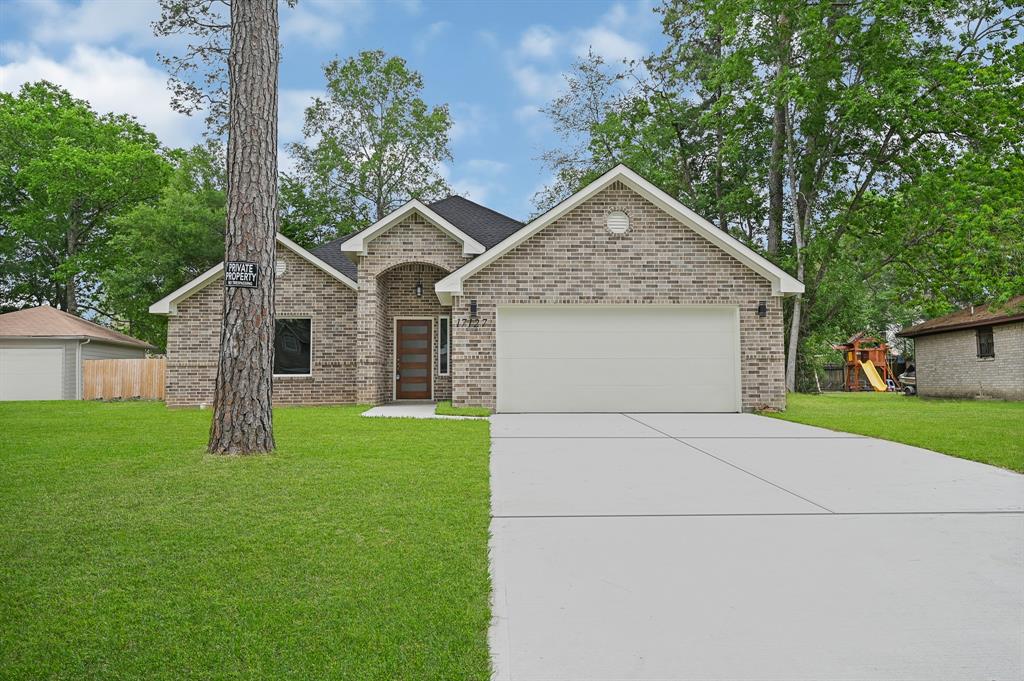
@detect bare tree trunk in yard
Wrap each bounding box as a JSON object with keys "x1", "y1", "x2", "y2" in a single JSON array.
[{"x1": 208, "y1": 0, "x2": 278, "y2": 454}]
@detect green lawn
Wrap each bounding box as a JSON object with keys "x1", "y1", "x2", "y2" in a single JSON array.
[
  {"x1": 767, "y1": 392, "x2": 1024, "y2": 472},
  {"x1": 435, "y1": 401, "x2": 492, "y2": 418},
  {"x1": 0, "y1": 402, "x2": 492, "y2": 680}
]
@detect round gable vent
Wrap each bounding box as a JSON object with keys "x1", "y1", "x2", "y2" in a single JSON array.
[
  {"x1": 275, "y1": 260, "x2": 287, "y2": 277},
  {"x1": 606, "y1": 210, "x2": 630, "y2": 234}
]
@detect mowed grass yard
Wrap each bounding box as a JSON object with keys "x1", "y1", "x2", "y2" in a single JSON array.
[
  {"x1": 0, "y1": 402, "x2": 492, "y2": 680},
  {"x1": 767, "y1": 392, "x2": 1024, "y2": 473}
]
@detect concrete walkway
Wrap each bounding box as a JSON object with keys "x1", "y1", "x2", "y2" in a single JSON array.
[
  {"x1": 489, "y1": 413, "x2": 1024, "y2": 681},
  {"x1": 361, "y1": 402, "x2": 484, "y2": 420}
]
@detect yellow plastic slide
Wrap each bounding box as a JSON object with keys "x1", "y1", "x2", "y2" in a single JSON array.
[{"x1": 859, "y1": 360, "x2": 888, "y2": 391}]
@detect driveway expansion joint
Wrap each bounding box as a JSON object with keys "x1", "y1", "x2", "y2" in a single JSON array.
[{"x1": 621, "y1": 413, "x2": 836, "y2": 513}]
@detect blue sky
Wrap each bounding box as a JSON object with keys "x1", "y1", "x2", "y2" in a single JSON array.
[{"x1": 0, "y1": 0, "x2": 667, "y2": 220}]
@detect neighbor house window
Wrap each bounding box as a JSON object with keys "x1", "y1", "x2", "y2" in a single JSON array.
[
  {"x1": 976, "y1": 326, "x2": 995, "y2": 359},
  {"x1": 439, "y1": 316, "x2": 450, "y2": 375},
  {"x1": 274, "y1": 318, "x2": 311, "y2": 375}
]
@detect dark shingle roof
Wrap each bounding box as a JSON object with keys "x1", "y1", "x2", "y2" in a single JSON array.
[
  {"x1": 310, "y1": 233, "x2": 359, "y2": 281},
  {"x1": 898, "y1": 295, "x2": 1024, "y2": 338},
  {"x1": 427, "y1": 195, "x2": 524, "y2": 249},
  {"x1": 309, "y1": 196, "x2": 524, "y2": 281}
]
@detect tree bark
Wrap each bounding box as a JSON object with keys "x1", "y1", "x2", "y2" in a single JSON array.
[
  {"x1": 208, "y1": 0, "x2": 278, "y2": 454},
  {"x1": 784, "y1": 103, "x2": 805, "y2": 393},
  {"x1": 767, "y1": 103, "x2": 785, "y2": 254},
  {"x1": 767, "y1": 11, "x2": 790, "y2": 255},
  {"x1": 65, "y1": 227, "x2": 78, "y2": 314}
]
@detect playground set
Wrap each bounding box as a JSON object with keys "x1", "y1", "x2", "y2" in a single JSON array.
[{"x1": 833, "y1": 332, "x2": 901, "y2": 392}]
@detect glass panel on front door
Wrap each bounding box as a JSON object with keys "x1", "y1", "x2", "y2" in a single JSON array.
[{"x1": 396, "y1": 319, "x2": 432, "y2": 400}]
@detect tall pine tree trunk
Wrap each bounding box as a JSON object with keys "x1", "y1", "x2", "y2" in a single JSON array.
[{"x1": 208, "y1": 0, "x2": 278, "y2": 454}]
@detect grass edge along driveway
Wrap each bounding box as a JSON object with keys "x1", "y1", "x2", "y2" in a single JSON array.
[
  {"x1": 0, "y1": 402, "x2": 492, "y2": 680},
  {"x1": 766, "y1": 392, "x2": 1024, "y2": 473}
]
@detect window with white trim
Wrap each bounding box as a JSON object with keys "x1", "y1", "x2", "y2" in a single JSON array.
[
  {"x1": 439, "y1": 315, "x2": 450, "y2": 375},
  {"x1": 274, "y1": 318, "x2": 311, "y2": 375}
]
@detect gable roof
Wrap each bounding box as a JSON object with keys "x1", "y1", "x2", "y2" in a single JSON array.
[
  {"x1": 0, "y1": 305, "x2": 153, "y2": 348},
  {"x1": 338, "y1": 200, "x2": 486, "y2": 257},
  {"x1": 149, "y1": 233, "x2": 357, "y2": 316},
  {"x1": 434, "y1": 164, "x2": 805, "y2": 304},
  {"x1": 310, "y1": 196, "x2": 523, "y2": 280},
  {"x1": 898, "y1": 295, "x2": 1024, "y2": 338},
  {"x1": 427, "y1": 196, "x2": 524, "y2": 248}
]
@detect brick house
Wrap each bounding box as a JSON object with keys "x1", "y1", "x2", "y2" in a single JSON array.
[
  {"x1": 150, "y1": 165, "x2": 804, "y2": 412},
  {"x1": 898, "y1": 296, "x2": 1024, "y2": 400}
]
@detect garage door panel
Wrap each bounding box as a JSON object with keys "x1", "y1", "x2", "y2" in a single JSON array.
[
  {"x1": 500, "y1": 329, "x2": 736, "y2": 359},
  {"x1": 496, "y1": 306, "x2": 740, "y2": 413},
  {"x1": 0, "y1": 347, "x2": 64, "y2": 401},
  {"x1": 500, "y1": 357, "x2": 735, "y2": 388},
  {"x1": 499, "y1": 306, "x2": 734, "y2": 332}
]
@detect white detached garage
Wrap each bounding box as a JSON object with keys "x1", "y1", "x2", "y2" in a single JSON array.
[{"x1": 0, "y1": 306, "x2": 153, "y2": 401}]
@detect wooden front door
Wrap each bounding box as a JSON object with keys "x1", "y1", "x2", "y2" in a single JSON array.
[{"x1": 395, "y1": 319, "x2": 432, "y2": 400}]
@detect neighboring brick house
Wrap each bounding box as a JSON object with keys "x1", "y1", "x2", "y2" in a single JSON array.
[
  {"x1": 898, "y1": 296, "x2": 1024, "y2": 400},
  {"x1": 151, "y1": 165, "x2": 804, "y2": 412}
]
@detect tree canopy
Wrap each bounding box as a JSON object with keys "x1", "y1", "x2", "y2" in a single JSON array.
[
  {"x1": 0, "y1": 81, "x2": 169, "y2": 316},
  {"x1": 282, "y1": 50, "x2": 453, "y2": 245},
  {"x1": 535, "y1": 0, "x2": 1024, "y2": 389}
]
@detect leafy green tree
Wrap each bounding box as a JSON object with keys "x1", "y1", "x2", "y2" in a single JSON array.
[
  {"x1": 101, "y1": 144, "x2": 226, "y2": 348},
  {"x1": 283, "y1": 50, "x2": 453, "y2": 242},
  {"x1": 0, "y1": 81, "x2": 169, "y2": 315},
  {"x1": 537, "y1": 0, "x2": 1024, "y2": 391}
]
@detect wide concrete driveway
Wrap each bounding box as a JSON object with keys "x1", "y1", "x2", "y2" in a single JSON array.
[{"x1": 489, "y1": 413, "x2": 1024, "y2": 681}]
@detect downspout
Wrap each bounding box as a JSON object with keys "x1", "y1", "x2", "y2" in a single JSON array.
[{"x1": 78, "y1": 338, "x2": 91, "y2": 400}]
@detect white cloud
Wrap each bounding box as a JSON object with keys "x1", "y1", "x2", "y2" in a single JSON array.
[
  {"x1": 464, "y1": 159, "x2": 508, "y2": 175},
  {"x1": 395, "y1": 0, "x2": 423, "y2": 15},
  {"x1": 414, "y1": 21, "x2": 451, "y2": 54},
  {"x1": 281, "y1": 0, "x2": 372, "y2": 48},
  {"x1": 519, "y1": 25, "x2": 559, "y2": 59},
  {"x1": 505, "y1": 1, "x2": 657, "y2": 105},
  {"x1": 509, "y1": 64, "x2": 566, "y2": 102},
  {"x1": 514, "y1": 104, "x2": 548, "y2": 138},
  {"x1": 450, "y1": 103, "x2": 490, "y2": 142},
  {"x1": 0, "y1": 44, "x2": 202, "y2": 148},
  {"x1": 573, "y1": 26, "x2": 646, "y2": 62},
  {"x1": 18, "y1": 0, "x2": 163, "y2": 48},
  {"x1": 278, "y1": 89, "x2": 322, "y2": 144},
  {"x1": 476, "y1": 30, "x2": 499, "y2": 49}
]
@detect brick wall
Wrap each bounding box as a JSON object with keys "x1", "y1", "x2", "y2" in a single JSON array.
[
  {"x1": 451, "y1": 182, "x2": 786, "y2": 411},
  {"x1": 915, "y1": 321, "x2": 1024, "y2": 400},
  {"x1": 379, "y1": 263, "x2": 453, "y2": 400},
  {"x1": 165, "y1": 246, "x2": 358, "y2": 407},
  {"x1": 354, "y1": 215, "x2": 469, "y2": 402}
]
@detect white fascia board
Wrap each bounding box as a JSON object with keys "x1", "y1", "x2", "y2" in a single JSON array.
[
  {"x1": 339, "y1": 200, "x2": 486, "y2": 257},
  {"x1": 435, "y1": 164, "x2": 804, "y2": 299},
  {"x1": 148, "y1": 262, "x2": 225, "y2": 315},
  {"x1": 274, "y1": 232, "x2": 358, "y2": 290},
  {"x1": 149, "y1": 233, "x2": 357, "y2": 316}
]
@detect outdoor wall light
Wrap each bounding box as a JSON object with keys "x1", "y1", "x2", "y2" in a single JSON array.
[
  {"x1": 757, "y1": 301, "x2": 768, "y2": 318},
  {"x1": 415, "y1": 281, "x2": 423, "y2": 298},
  {"x1": 470, "y1": 299, "x2": 478, "y2": 317}
]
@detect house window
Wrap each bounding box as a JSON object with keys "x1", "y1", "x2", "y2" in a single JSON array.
[
  {"x1": 439, "y1": 316, "x2": 450, "y2": 375},
  {"x1": 274, "y1": 318, "x2": 311, "y2": 375},
  {"x1": 976, "y1": 326, "x2": 995, "y2": 359}
]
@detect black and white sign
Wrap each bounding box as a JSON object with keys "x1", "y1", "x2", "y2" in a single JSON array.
[{"x1": 224, "y1": 261, "x2": 260, "y2": 288}]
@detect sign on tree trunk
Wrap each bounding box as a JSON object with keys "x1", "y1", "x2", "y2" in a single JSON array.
[{"x1": 208, "y1": 0, "x2": 279, "y2": 454}]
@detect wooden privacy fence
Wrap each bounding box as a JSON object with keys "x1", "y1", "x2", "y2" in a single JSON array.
[{"x1": 83, "y1": 358, "x2": 166, "y2": 401}]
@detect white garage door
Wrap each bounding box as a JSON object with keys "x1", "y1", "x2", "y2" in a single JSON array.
[
  {"x1": 0, "y1": 347, "x2": 64, "y2": 401},
  {"x1": 496, "y1": 306, "x2": 740, "y2": 413}
]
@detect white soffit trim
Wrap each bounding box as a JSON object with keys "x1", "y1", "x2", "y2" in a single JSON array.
[
  {"x1": 435, "y1": 164, "x2": 804, "y2": 304},
  {"x1": 338, "y1": 200, "x2": 486, "y2": 257},
  {"x1": 149, "y1": 233, "x2": 357, "y2": 315}
]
